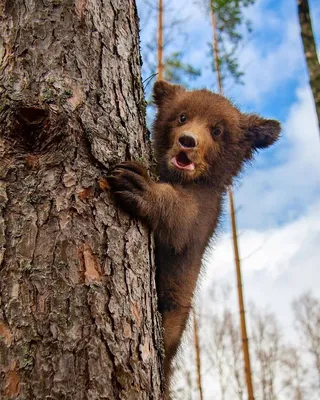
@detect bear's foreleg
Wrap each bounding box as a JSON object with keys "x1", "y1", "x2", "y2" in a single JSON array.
[{"x1": 108, "y1": 161, "x2": 198, "y2": 252}]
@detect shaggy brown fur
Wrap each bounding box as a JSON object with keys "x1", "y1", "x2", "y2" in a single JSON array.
[{"x1": 108, "y1": 80, "x2": 280, "y2": 390}]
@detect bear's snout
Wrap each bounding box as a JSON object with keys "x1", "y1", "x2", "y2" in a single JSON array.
[{"x1": 178, "y1": 134, "x2": 198, "y2": 149}]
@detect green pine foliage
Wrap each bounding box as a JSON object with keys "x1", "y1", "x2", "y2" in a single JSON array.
[
  {"x1": 164, "y1": 52, "x2": 201, "y2": 84},
  {"x1": 210, "y1": 0, "x2": 255, "y2": 85}
]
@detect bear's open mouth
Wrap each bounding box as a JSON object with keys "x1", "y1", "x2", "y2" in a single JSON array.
[{"x1": 171, "y1": 152, "x2": 195, "y2": 171}]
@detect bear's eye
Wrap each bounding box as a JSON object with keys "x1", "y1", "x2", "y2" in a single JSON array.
[
  {"x1": 211, "y1": 126, "x2": 223, "y2": 137},
  {"x1": 179, "y1": 114, "x2": 187, "y2": 123}
]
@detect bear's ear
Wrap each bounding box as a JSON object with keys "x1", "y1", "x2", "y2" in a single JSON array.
[
  {"x1": 153, "y1": 80, "x2": 185, "y2": 107},
  {"x1": 242, "y1": 114, "x2": 281, "y2": 149}
]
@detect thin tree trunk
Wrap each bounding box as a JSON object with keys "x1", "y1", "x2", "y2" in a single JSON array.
[
  {"x1": 193, "y1": 309, "x2": 203, "y2": 400},
  {"x1": 157, "y1": 0, "x2": 164, "y2": 80},
  {"x1": 210, "y1": 2, "x2": 255, "y2": 399},
  {"x1": 229, "y1": 189, "x2": 255, "y2": 400},
  {"x1": 0, "y1": 1, "x2": 163, "y2": 399},
  {"x1": 210, "y1": 7, "x2": 223, "y2": 94},
  {"x1": 297, "y1": 0, "x2": 320, "y2": 135}
]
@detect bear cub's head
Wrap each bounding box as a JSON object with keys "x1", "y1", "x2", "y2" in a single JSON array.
[{"x1": 153, "y1": 80, "x2": 280, "y2": 187}]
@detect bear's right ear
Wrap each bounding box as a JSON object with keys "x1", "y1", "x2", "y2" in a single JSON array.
[
  {"x1": 153, "y1": 80, "x2": 184, "y2": 107},
  {"x1": 242, "y1": 114, "x2": 281, "y2": 150}
]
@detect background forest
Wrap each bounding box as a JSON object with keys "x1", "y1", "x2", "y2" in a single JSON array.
[{"x1": 137, "y1": 0, "x2": 320, "y2": 399}]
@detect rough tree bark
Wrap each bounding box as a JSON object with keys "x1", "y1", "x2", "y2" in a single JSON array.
[
  {"x1": 0, "y1": 1, "x2": 163, "y2": 399},
  {"x1": 297, "y1": 0, "x2": 320, "y2": 135}
]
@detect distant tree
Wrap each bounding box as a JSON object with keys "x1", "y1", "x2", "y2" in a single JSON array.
[
  {"x1": 297, "y1": 0, "x2": 320, "y2": 135},
  {"x1": 281, "y1": 346, "x2": 310, "y2": 400},
  {"x1": 293, "y1": 292, "x2": 320, "y2": 392},
  {"x1": 207, "y1": 310, "x2": 231, "y2": 399},
  {"x1": 193, "y1": 309, "x2": 204, "y2": 400},
  {"x1": 225, "y1": 311, "x2": 246, "y2": 399},
  {"x1": 250, "y1": 305, "x2": 282, "y2": 400},
  {"x1": 204, "y1": 285, "x2": 246, "y2": 399},
  {"x1": 209, "y1": 0, "x2": 255, "y2": 87}
]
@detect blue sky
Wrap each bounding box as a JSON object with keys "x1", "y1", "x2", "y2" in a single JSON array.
[{"x1": 137, "y1": 0, "x2": 320, "y2": 396}]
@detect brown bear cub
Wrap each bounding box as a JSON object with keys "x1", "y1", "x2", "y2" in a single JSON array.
[{"x1": 108, "y1": 80, "x2": 280, "y2": 383}]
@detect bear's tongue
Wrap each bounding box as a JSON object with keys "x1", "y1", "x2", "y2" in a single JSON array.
[
  {"x1": 176, "y1": 152, "x2": 190, "y2": 166},
  {"x1": 173, "y1": 152, "x2": 195, "y2": 171}
]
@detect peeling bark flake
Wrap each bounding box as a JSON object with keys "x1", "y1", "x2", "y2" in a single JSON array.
[
  {"x1": 83, "y1": 244, "x2": 102, "y2": 283},
  {"x1": 131, "y1": 302, "x2": 142, "y2": 327},
  {"x1": 78, "y1": 187, "x2": 93, "y2": 201},
  {"x1": 140, "y1": 337, "x2": 151, "y2": 363},
  {"x1": 0, "y1": 321, "x2": 12, "y2": 346},
  {"x1": 4, "y1": 362, "x2": 20, "y2": 397},
  {"x1": 67, "y1": 87, "x2": 84, "y2": 110},
  {"x1": 75, "y1": 0, "x2": 88, "y2": 19}
]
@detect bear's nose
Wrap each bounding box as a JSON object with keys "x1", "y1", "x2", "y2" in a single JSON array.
[{"x1": 178, "y1": 135, "x2": 198, "y2": 148}]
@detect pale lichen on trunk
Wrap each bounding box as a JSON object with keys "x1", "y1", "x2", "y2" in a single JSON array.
[{"x1": 0, "y1": 1, "x2": 163, "y2": 399}]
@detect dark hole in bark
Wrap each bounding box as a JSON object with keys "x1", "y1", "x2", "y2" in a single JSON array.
[
  {"x1": 3, "y1": 106, "x2": 68, "y2": 156},
  {"x1": 20, "y1": 124, "x2": 48, "y2": 152},
  {"x1": 17, "y1": 107, "x2": 48, "y2": 125},
  {"x1": 13, "y1": 107, "x2": 51, "y2": 153}
]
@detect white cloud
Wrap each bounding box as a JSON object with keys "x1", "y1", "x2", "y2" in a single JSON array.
[
  {"x1": 233, "y1": 23, "x2": 303, "y2": 103},
  {"x1": 203, "y1": 198, "x2": 320, "y2": 283}
]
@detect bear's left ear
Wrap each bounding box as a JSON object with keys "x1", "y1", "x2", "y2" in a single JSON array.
[
  {"x1": 153, "y1": 80, "x2": 185, "y2": 107},
  {"x1": 242, "y1": 114, "x2": 281, "y2": 149}
]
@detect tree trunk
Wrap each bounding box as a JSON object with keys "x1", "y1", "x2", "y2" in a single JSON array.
[
  {"x1": 0, "y1": 1, "x2": 163, "y2": 399},
  {"x1": 157, "y1": 0, "x2": 164, "y2": 80},
  {"x1": 297, "y1": 0, "x2": 320, "y2": 135}
]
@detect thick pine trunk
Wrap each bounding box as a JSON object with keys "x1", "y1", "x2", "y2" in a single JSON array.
[
  {"x1": 297, "y1": 0, "x2": 320, "y2": 134},
  {"x1": 0, "y1": 1, "x2": 163, "y2": 399}
]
